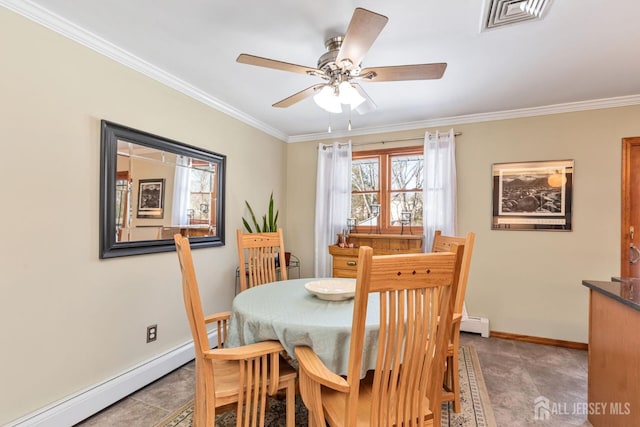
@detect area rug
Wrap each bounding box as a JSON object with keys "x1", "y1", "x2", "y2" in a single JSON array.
[{"x1": 155, "y1": 345, "x2": 496, "y2": 427}]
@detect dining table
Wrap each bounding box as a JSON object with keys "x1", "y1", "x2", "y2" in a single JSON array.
[{"x1": 226, "y1": 277, "x2": 380, "y2": 376}]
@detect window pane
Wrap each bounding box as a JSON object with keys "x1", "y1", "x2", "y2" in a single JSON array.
[
  {"x1": 352, "y1": 158, "x2": 379, "y2": 192},
  {"x1": 351, "y1": 193, "x2": 379, "y2": 226},
  {"x1": 115, "y1": 179, "x2": 129, "y2": 227},
  {"x1": 188, "y1": 167, "x2": 215, "y2": 224},
  {"x1": 189, "y1": 193, "x2": 212, "y2": 222},
  {"x1": 390, "y1": 191, "x2": 423, "y2": 226},
  {"x1": 190, "y1": 168, "x2": 213, "y2": 192},
  {"x1": 391, "y1": 155, "x2": 423, "y2": 191}
]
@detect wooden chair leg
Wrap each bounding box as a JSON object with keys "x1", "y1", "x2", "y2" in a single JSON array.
[
  {"x1": 451, "y1": 347, "x2": 461, "y2": 413},
  {"x1": 432, "y1": 396, "x2": 442, "y2": 427},
  {"x1": 450, "y1": 325, "x2": 462, "y2": 413},
  {"x1": 194, "y1": 362, "x2": 208, "y2": 427},
  {"x1": 442, "y1": 331, "x2": 463, "y2": 413},
  {"x1": 285, "y1": 378, "x2": 295, "y2": 427},
  {"x1": 444, "y1": 353, "x2": 454, "y2": 391}
]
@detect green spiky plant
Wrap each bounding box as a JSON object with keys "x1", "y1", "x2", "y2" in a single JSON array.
[{"x1": 242, "y1": 192, "x2": 279, "y2": 233}]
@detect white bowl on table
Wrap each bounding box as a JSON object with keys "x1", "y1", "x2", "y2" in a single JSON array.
[{"x1": 304, "y1": 279, "x2": 356, "y2": 301}]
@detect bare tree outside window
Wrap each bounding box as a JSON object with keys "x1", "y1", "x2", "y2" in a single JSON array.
[
  {"x1": 188, "y1": 164, "x2": 216, "y2": 225},
  {"x1": 351, "y1": 157, "x2": 379, "y2": 225},
  {"x1": 390, "y1": 154, "x2": 423, "y2": 226},
  {"x1": 351, "y1": 147, "x2": 424, "y2": 233}
]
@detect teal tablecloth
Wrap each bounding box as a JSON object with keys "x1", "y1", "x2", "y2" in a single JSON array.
[{"x1": 227, "y1": 278, "x2": 380, "y2": 376}]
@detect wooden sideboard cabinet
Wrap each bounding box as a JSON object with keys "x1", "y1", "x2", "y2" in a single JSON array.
[{"x1": 329, "y1": 233, "x2": 424, "y2": 278}]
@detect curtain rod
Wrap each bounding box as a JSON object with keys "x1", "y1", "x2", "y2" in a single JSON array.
[
  {"x1": 319, "y1": 131, "x2": 462, "y2": 150},
  {"x1": 352, "y1": 131, "x2": 462, "y2": 147}
]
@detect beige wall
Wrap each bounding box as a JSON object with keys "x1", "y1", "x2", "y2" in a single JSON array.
[
  {"x1": 3, "y1": 4, "x2": 640, "y2": 424},
  {"x1": 286, "y1": 106, "x2": 640, "y2": 345},
  {"x1": 0, "y1": 8, "x2": 286, "y2": 424}
]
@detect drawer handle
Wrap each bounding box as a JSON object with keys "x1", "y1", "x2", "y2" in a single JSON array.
[{"x1": 346, "y1": 261, "x2": 357, "y2": 266}]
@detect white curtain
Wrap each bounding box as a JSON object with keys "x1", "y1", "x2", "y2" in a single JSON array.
[
  {"x1": 315, "y1": 142, "x2": 352, "y2": 277},
  {"x1": 423, "y1": 129, "x2": 457, "y2": 251},
  {"x1": 172, "y1": 155, "x2": 191, "y2": 226}
]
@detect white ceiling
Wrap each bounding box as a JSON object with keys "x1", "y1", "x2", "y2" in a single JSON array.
[{"x1": 5, "y1": 0, "x2": 640, "y2": 141}]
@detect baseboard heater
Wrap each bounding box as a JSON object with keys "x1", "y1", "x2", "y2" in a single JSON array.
[
  {"x1": 461, "y1": 316, "x2": 490, "y2": 337},
  {"x1": 8, "y1": 331, "x2": 219, "y2": 426},
  {"x1": 460, "y1": 304, "x2": 490, "y2": 337}
]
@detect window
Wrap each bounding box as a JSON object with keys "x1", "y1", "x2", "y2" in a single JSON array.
[
  {"x1": 351, "y1": 146, "x2": 423, "y2": 234},
  {"x1": 187, "y1": 161, "x2": 218, "y2": 228},
  {"x1": 115, "y1": 171, "x2": 131, "y2": 241}
]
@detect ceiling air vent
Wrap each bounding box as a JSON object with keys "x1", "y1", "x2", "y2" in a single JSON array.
[{"x1": 483, "y1": 0, "x2": 552, "y2": 30}]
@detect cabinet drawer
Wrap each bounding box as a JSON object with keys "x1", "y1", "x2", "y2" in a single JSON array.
[{"x1": 332, "y1": 256, "x2": 359, "y2": 271}]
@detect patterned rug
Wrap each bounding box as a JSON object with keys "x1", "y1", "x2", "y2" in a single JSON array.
[{"x1": 155, "y1": 345, "x2": 496, "y2": 427}]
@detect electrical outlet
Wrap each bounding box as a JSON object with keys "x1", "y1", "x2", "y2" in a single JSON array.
[{"x1": 146, "y1": 324, "x2": 157, "y2": 343}]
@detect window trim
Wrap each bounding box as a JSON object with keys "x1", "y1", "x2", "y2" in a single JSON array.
[
  {"x1": 352, "y1": 145, "x2": 424, "y2": 235},
  {"x1": 189, "y1": 160, "x2": 217, "y2": 226}
]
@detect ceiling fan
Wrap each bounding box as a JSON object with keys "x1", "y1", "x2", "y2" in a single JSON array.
[{"x1": 236, "y1": 8, "x2": 447, "y2": 114}]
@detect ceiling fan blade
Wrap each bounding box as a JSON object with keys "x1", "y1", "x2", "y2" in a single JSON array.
[
  {"x1": 352, "y1": 83, "x2": 377, "y2": 115},
  {"x1": 237, "y1": 53, "x2": 325, "y2": 77},
  {"x1": 336, "y1": 8, "x2": 388, "y2": 69},
  {"x1": 273, "y1": 84, "x2": 325, "y2": 108},
  {"x1": 359, "y1": 63, "x2": 447, "y2": 81}
]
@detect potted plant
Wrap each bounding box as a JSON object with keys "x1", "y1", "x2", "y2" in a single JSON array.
[
  {"x1": 242, "y1": 191, "x2": 279, "y2": 233},
  {"x1": 242, "y1": 192, "x2": 291, "y2": 266}
]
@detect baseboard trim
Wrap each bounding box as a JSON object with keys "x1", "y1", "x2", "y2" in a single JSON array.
[
  {"x1": 489, "y1": 330, "x2": 588, "y2": 350},
  {"x1": 8, "y1": 331, "x2": 217, "y2": 427}
]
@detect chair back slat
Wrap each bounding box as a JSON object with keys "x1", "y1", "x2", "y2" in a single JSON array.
[
  {"x1": 237, "y1": 354, "x2": 271, "y2": 427},
  {"x1": 237, "y1": 228, "x2": 287, "y2": 292}
]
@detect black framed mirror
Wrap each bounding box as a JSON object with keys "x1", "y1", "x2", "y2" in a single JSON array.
[{"x1": 100, "y1": 120, "x2": 225, "y2": 258}]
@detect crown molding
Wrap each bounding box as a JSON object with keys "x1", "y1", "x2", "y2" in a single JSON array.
[
  {"x1": 0, "y1": 0, "x2": 289, "y2": 142},
  {"x1": 287, "y1": 94, "x2": 640, "y2": 143},
  {"x1": 4, "y1": 0, "x2": 640, "y2": 145}
]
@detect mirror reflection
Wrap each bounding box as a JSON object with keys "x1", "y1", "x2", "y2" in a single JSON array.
[
  {"x1": 115, "y1": 142, "x2": 219, "y2": 242},
  {"x1": 100, "y1": 121, "x2": 225, "y2": 258}
]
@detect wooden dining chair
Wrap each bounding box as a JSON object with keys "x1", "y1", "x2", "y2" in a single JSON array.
[
  {"x1": 432, "y1": 230, "x2": 476, "y2": 413},
  {"x1": 295, "y1": 244, "x2": 464, "y2": 427},
  {"x1": 174, "y1": 234, "x2": 296, "y2": 427},
  {"x1": 236, "y1": 228, "x2": 287, "y2": 292}
]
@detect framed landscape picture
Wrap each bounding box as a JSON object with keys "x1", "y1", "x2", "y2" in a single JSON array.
[
  {"x1": 137, "y1": 178, "x2": 165, "y2": 219},
  {"x1": 492, "y1": 160, "x2": 573, "y2": 231}
]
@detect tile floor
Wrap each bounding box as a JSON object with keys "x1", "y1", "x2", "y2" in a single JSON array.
[
  {"x1": 461, "y1": 333, "x2": 591, "y2": 426},
  {"x1": 75, "y1": 333, "x2": 591, "y2": 426}
]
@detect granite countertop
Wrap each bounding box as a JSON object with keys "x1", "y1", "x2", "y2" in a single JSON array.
[{"x1": 582, "y1": 279, "x2": 640, "y2": 311}]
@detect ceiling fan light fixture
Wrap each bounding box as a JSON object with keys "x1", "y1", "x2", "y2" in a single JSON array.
[
  {"x1": 337, "y1": 81, "x2": 366, "y2": 109},
  {"x1": 314, "y1": 85, "x2": 342, "y2": 113}
]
